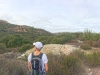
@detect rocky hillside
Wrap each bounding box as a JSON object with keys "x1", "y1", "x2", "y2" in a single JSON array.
[{"x1": 0, "y1": 19, "x2": 53, "y2": 38}]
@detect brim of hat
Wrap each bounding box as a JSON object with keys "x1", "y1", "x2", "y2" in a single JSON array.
[{"x1": 33, "y1": 42, "x2": 36, "y2": 45}]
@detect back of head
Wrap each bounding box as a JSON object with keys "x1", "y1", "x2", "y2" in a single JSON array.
[{"x1": 33, "y1": 42, "x2": 43, "y2": 50}]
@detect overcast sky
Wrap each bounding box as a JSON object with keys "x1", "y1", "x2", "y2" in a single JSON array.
[{"x1": 0, "y1": 0, "x2": 100, "y2": 33}]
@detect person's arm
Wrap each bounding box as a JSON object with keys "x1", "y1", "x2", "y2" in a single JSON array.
[
  {"x1": 44, "y1": 63, "x2": 48, "y2": 72},
  {"x1": 28, "y1": 61, "x2": 31, "y2": 71}
]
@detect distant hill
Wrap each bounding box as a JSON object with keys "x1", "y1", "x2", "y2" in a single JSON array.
[{"x1": 0, "y1": 19, "x2": 53, "y2": 39}]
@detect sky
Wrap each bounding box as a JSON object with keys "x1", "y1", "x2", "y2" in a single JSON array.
[{"x1": 0, "y1": 0, "x2": 100, "y2": 33}]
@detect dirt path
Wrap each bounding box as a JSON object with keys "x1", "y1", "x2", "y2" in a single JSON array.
[{"x1": 84, "y1": 65, "x2": 100, "y2": 75}]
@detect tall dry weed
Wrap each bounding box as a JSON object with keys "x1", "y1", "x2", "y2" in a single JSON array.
[{"x1": 0, "y1": 56, "x2": 28, "y2": 75}]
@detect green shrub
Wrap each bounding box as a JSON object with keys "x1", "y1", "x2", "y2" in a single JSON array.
[
  {"x1": 0, "y1": 43, "x2": 6, "y2": 54},
  {"x1": 70, "y1": 50, "x2": 85, "y2": 60},
  {"x1": 85, "y1": 52, "x2": 100, "y2": 66},
  {"x1": 19, "y1": 44, "x2": 33, "y2": 52},
  {"x1": 80, "y1": 44, "x2": 92, "y2": 50},
  {"x1": 0, "y1": 43, "x2": 6, "y2": 49},
  {"x1": 0, "y1": 35, "x2": 32, "y2": 48},
  {"x1": 47, "y1": 53, "x2": 84, "y2": 75}
]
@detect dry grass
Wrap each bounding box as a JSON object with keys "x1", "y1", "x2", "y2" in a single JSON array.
[
  {"x1": 1, "y1": 48, "x2": 100, "y2": 75},
  {"x1": 0, "y1": 54, "x2": 28, "y2": 75}
]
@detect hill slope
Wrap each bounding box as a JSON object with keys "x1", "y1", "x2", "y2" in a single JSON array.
[{"x1": 0, "y1": 19, "x2": 53, "y2": 38}]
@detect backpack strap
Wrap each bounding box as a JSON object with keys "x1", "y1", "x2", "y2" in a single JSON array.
[{"x1": 31, "y1": 52, "x2": 43, "y2": 59}]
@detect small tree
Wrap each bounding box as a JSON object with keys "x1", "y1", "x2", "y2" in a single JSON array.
[
  {"x1": 19, "y1": 44, "x2": 33, "y2": 52},
  {"x1": 0, "y1": 43, "x2": 6, "y2": 53},
  {"x1": 0, "y1": 43, "x2": 6, "y2": 50},
  {"x1": 80, "y1": 44, "x2": 92, "y2": 50}
]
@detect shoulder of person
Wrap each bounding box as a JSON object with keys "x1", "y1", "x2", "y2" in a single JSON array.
[
  {"x1": 28, "y1": 53, "x2": 32, "y2": 57},
  {"x1": 42, "y1": 53, "x2": 47, "y2": 57},
  {"x1": 41, "y1": 52, "x2": 45, "y2": 55}
]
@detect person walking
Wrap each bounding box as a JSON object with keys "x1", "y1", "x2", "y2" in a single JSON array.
[{"x1": 28, "y1": 42, "x2": 48, "y2": 75}]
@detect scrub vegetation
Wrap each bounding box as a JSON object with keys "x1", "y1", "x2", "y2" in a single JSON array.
[{"x1": 0, "y1": 20, "x2": 100, "y2": 75}]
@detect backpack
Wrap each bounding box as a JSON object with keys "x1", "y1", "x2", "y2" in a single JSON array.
[{"x1": 30, "y1": 52, "x2": 44, "y2": 75}]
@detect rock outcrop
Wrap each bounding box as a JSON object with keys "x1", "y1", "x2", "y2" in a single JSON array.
[{"x1": 17, "y1": 44, "x2": 79, "y2": 59}]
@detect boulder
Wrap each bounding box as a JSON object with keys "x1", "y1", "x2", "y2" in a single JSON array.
[{"x1": 17, "y1": 44, "x2": 79, "y2": 59}]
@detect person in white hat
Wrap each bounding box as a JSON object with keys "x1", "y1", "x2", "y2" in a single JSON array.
[{"x1": 27, "y1": 42, "x2": 48, "y2": 75}]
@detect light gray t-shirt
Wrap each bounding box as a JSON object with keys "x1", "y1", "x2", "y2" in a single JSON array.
[{"x1": 28, "y1": 53, "x2": 48, "y2": 70}]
